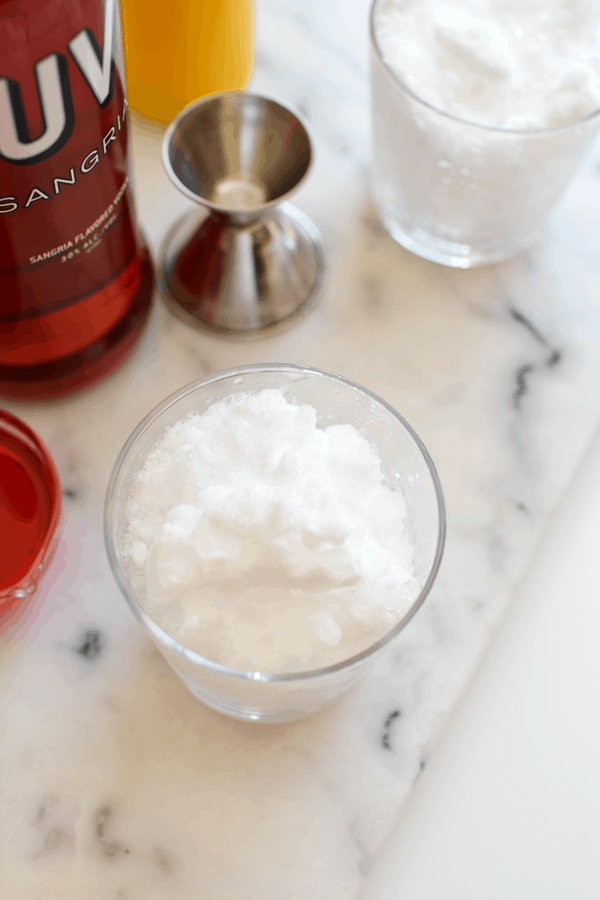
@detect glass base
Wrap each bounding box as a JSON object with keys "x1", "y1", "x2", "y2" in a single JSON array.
[
  {"x1": 375, "y1": 203, "x2": 538, "y2": 269},
  {"x1": 170, "y1": 657, "x2": 356, "y2": 723}
]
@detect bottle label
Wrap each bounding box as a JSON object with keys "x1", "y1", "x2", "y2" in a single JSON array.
[{"x1": 0, "y1": 0, "x2": 141, "y2": 362}]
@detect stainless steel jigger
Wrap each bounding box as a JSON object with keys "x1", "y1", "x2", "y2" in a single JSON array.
[{"x1": 160, "y1": 92, "x2": 325, "y2": 337}]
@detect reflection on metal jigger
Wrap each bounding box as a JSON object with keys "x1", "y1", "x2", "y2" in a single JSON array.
[{"x1": 160, "y1": 92, "x2": 325, "y2": 337}]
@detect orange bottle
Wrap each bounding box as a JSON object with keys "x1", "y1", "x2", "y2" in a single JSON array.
[
  {"x1": 119, "y1": 0, "x2": 254, "y2": 125},
  {"x1": 0, "y1": 0, "x2": 154, "y2": 400}
]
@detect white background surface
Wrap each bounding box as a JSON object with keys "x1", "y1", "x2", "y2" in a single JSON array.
[{"x1": 362, "y1": 424, "x2": 600, "y2": 899}]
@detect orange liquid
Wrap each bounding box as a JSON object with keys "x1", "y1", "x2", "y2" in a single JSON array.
[
  {"x1": 119, "y1": 0, "x2": 254, "y2": 125},
  {"x1": 0, "y1": 412, "x2": 59, "y2": 605}
]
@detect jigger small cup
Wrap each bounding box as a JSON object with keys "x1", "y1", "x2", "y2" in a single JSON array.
[{"x1": 160, "y1": 92, "x2": 325, "y2": 337}]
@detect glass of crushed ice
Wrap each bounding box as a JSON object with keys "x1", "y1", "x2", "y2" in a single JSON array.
[
  {"x1": 105, "y1": 364, "x2": 445, "y2": 722},
  {"x1": 370, "y1": 0, "x2": 600, "y2": 267}
]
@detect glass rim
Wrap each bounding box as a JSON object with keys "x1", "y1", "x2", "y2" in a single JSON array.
[
  {"x1": 369, "y1": 0, "x2": 600, "y2": 136},
  {"x1": 104, "y1": 363, "x2": 446, "y2": 683}
]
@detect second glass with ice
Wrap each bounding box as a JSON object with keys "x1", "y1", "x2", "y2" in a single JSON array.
[{"x1": 370, "y1": 0, "x2": 600, "y2": 267}]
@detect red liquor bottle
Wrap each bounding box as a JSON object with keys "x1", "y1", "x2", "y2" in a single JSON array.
[{"x1": 0, "y1": 0, "x2": 153, "y2": 399}]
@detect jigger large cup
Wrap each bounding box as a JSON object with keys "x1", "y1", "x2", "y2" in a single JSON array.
[{"x1": 160, "y1": 92, "x2": 325, "y2": 337}]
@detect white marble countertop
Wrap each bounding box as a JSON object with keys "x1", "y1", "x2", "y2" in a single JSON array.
[
  {"x1": 3, "y1": 1, "x2": 600, "y2": 897},
  {"x1": 361, "y1": 422, "x2": 600, "y2": 900}
]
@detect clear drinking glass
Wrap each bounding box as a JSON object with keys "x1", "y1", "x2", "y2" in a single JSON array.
[
  {"x1": 369, "y1": 0, "x2": 600, "y2": 268},
  {"x1": 104, "y1": 364, "x2": 445, "y2": 722}
]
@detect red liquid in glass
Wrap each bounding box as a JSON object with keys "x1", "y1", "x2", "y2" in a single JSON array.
[
  {"x1": 0, "y1": 411, "x2": 61, "y2": 619},
  {"x1": 0, "y1": 435, "x2": 54, "y2": 591}
]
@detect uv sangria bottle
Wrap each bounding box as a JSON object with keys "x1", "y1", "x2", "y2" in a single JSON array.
[{"x1": 0, "y1": 0, "x2": 153, "y2": 399}]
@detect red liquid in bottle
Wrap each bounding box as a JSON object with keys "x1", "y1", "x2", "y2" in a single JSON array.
[
  {"x1": 0, "y1": 410, "x2": 61, "y2": 618},
  {"x1": 0, "y1": 0, "x2": 153, "y2": 399}
]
